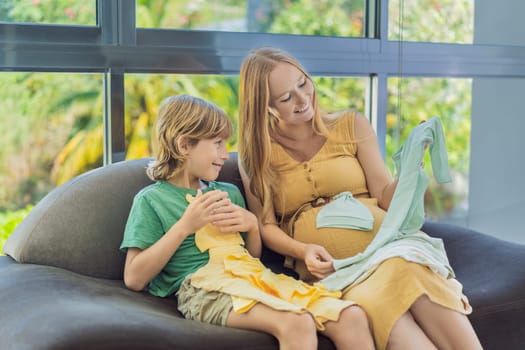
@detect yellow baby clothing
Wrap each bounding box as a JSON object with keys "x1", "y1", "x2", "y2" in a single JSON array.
[{"x1": 185, "y1": 194, "x2": 355, "y2": 331}]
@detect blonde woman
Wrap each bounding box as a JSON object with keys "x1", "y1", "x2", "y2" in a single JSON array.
[{"x1": 237, "y1": 47, "x2": 482, "y2": 350}]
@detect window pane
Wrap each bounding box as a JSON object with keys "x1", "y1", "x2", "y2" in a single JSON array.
[
  {"x1": 387, "y1": 77, "x2": 472, "y2": 224},
  {"x1": 0, "y1": 0, "x2": 96, "y2": 26},
  {"x1": 0, "y1": 72, "x2": 103, "y2": 253},
  {"x1": 124, "y1": 73, "x2": 367, "y2": 160},
  {"x1": 136, "y1": 0, "x2": 365, "y2": 37},
  {"x1": 388, "y1": 0, "x2": 474, "y2": 44}
]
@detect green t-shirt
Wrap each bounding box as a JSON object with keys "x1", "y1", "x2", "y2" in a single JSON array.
[{"x1": 120, "y1": 180, "x2": 246, "y2": 297}]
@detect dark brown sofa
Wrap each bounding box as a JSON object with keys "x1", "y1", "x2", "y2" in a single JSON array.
[{"x1": 1, "y1": 153, "x2": 525, "y2": 349}]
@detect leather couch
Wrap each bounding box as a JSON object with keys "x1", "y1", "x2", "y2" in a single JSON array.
[{"x1": 1, "y1": 153, "x2": 525, "y2": 349}]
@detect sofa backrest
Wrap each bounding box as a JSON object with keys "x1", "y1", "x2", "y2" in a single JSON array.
[{"x1": 3, "y1": 153, "x2": 244, "y2": 280}]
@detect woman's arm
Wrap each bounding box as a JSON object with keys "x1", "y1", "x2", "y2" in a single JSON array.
[
  {"x1": 240, "y1": 212, "x2": 262, "y2": 258},
  {"x1": 210, "y1": 198, "x2": 263, "y2": 258},
  {"x1": 354, "y1": 114, "x2": 398, "y2": 210},
  {"x1": 238, "y1": 160, "x2": 334, "y2": 279},
  {"x1": 238, "y1": 160, "x2": 299, "y2": 257}
]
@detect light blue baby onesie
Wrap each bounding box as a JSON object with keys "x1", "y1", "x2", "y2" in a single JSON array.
[
  {"x1": 321, "y1": 117, "x2": 455, "y2": 290},
  {"x1": 316, "y1": 191, "x2": 374, "y2": 231}
]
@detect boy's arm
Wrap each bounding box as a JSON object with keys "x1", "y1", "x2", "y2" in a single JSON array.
[
  {"x1": 124, "y1": 189, "x2": 226, "y2": 291},
  {"x1": 209, "y1": 187, "x2": 262, "y2": 258},
  {"x1": 123, "y1": 219, "x2": 193, "y2": 292}
]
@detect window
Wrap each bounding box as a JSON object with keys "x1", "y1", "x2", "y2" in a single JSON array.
[
  {"x1": 2, "y1": 0, "x2": 525, "y2": 249},
  {"x1": 388, "y1": 0, "x2": 474, "y2": 44},
  {"x1": 136, "y1": 0, "x2": 365, "y2": 37},
  {"x1": 387, "y1": 77, "x2": 472, "y2": 224},
  {"x1": 0, "y1": 72, "x2": 103, "y2": 212},
  {"x1": 124, "y1": 73, "x2": 368, "y2": 160},
  {"x1": 0, "y1": 0, "x2": 96, "y2": 26}
]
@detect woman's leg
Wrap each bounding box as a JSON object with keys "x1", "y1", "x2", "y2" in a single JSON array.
[
  {"x1": 321, "y1": 305, "x2": 375, "y2": 350},
  {"x1": 409, "y1": 295, "x2": 483, "y2": 350},
  {"x1": 387, "y1": 312, "x2": 438, "y2": 350},
  {"x1": 227, "y1": 304, "x2": 318, "y2": 350}
]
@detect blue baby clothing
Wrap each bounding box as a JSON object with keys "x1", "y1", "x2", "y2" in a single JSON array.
[
  {"x1": 316, "y1": 191, "x2": 374, "y2": 231},
  {"x1": 321, "y1": 117, "x2": 455, "y2": 290}
]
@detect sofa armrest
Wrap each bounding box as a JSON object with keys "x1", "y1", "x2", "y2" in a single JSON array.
[{"x1": 3, "y1": 158, "x2": 154, "y2": 279}]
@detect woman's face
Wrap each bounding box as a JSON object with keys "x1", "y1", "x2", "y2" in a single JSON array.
[{"x1": 268, "y1": 62, "x2": 314, "y2": 126}]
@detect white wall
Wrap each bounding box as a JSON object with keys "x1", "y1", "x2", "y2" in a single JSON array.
[{"x1": 469, "y1": 0, "x2": 525, "y2": 243}]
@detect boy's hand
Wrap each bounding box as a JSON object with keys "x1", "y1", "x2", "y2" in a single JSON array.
[
  {"x1": 180, "y1": 190, "x2": 229, "y2": 234},
  {"x1": 210, "y1": 197, "x2": 258, "y2": 234}
]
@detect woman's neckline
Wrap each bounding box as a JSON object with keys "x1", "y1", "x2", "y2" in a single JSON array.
[{"x1": 271, "y1": 112, "x2": 345, "y2": 163}]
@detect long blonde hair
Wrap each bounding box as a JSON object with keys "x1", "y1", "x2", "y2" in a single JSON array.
[
  {"x1": 238, "y1": 47, "x2": 329, "y2": 218},
  {"x1": 147, "y1": 94, "x2": 232, "y2": 181}
]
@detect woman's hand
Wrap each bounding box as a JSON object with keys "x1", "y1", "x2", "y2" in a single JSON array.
[{"x1": 304, "y1": 244, "x2": 335, "y2": 280}]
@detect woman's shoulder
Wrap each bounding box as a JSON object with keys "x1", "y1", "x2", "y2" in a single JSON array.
[
  {"x1": 324, "y1": 109, "x2": 358, "y2": 135},
  {"x1": 326, "y1": 110, "x2": 371, "y2": 136},
  {"x1": 325, "y1": 109, "x2": 362, "y2": 126}
]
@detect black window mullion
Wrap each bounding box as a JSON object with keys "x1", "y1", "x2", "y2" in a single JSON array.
[
  {"x1": 100, "y1": 0, "x2": 134, "y2": 165},
  {"x1": 104, "y1": 69, "x2": 126, "y2": 165}
]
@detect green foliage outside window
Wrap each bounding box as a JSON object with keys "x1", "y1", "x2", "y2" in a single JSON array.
[
  {"x1": 388, "y1": 0, "x2": 473, "y2": 218},
  {"x1": 387, "y1": 78, "x2": 472, "y2": 219},
  {"x1": 389, "y1": 0, "x2": 473, "y2": 44},
  {"x1": 136, "y1": 0, "x2": 364, "y2": 36},
  {"x1": 0, "y1": 0, "x2": 95, "y2": 25},
  {"x1": 0, "y1": 0, "x2": 473, "y2": 254},
  {"x1": 0, "y1": 206, "x2": 33, "y2": 254}
]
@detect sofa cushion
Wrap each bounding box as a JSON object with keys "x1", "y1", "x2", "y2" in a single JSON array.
[
  {"x1": 3, "y1": 158, "x2": 154, "y2": 279},
  {"x1": 0, "y1": 256, "x2": 288, "y2": 350},
  {"x1": 422, "y1": 221, "x2": 525, "y2": 349}
]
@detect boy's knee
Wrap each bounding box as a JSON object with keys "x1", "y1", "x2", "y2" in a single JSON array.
[
  {"x1": 274, "y1": 312, "x2": 318, "y2": 349},
  {"x1": 279, "y1": 312, "x2": 317, "y2": 336},
  {"x1": 329, "y1": 306, "x2": 375, "y2": 349},
  {"x1": 341, "y1": 305, "x2": 370, "y2": 329}
]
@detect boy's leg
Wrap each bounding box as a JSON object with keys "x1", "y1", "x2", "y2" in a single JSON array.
[
  {"x1": 227, "y1": 304, "x2": 318, "y2": 350},
  {"x1": 320, "y1": 305, "x2": 375, "y2": 350}
]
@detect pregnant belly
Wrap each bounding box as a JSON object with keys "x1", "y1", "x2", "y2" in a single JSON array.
[{"x1": 293, "y1": 198, "x2": 386, "y2": 259}]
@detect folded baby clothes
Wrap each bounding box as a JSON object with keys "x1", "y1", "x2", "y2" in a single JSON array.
[{"x1": 316, "y1": 192, "x2": 374, "y2": 231}]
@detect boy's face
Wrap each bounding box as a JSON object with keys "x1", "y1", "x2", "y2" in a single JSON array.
[{"x1": 185, "y1": 137, "x2": 229, "y2": 183}]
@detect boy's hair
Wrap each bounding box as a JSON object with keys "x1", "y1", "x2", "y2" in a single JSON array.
[{"x1": 147, "y1": 94, "x2": 232, "y2": 181}]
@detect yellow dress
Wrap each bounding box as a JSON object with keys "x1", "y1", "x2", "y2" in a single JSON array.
[
  {"x1": 185, "y1": 194, "x2": 354, "y2": 331},
  {"x1": 271, "y1": 111, "x2": 472, "y2": 349}
]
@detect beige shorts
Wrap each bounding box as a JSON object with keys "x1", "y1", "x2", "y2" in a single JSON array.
[{"x1": 176, "y1": 276, "x2": 233, "y2": 326}]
